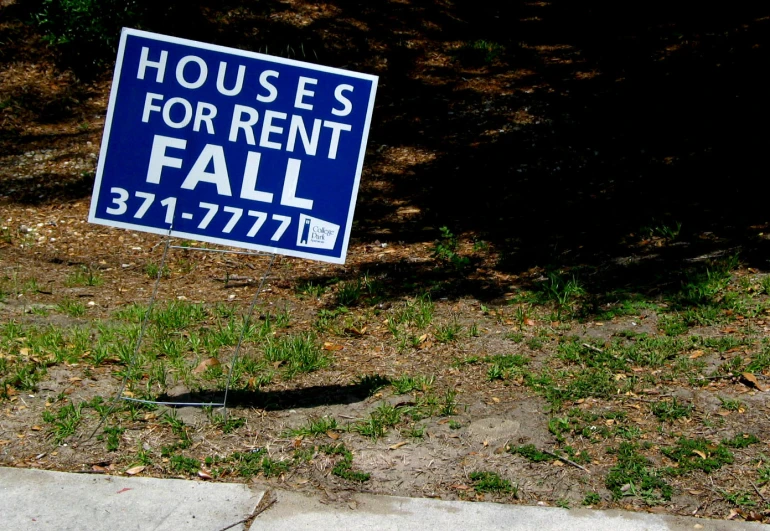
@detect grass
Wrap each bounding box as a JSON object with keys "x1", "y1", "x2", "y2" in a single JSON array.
[
  {"x1": 606, "y1": 443, "x2": 672, "y2": 504},
  {"x1": 662, "y1": 438, "x2": 735, "y2": 474},
  {"x1": 322, "y1": 443, "x2": 370, "y2": 482},
  {"x1": 169, "y1": 454, "x2": 200, "y2": 475},
  {"x1": 42, "y1": 400, "x2": 83, "y2": 444},
  {"x1": 509, "y1": 444, "x2": 551, "y2": 463},
  {"x1": 434, "y1": 320, "x2": 462, "y2": 343},
  {"x1": 486, "y1": 354, "x2": 528, "y2": 381},
  {"x1": 651, "y1": 398, "x2": 692, "y2": 421},
  {"x1": 66, "y1": 265, "x2": 102, "y2": 287},
  {"x1": 285, "y1": 416, "x2": 339, "y2": 437},
  {"x1": 468, "y1": 471, "x2": 516, "y2": 495},
  {"x1": 354, "y1": 403, "x2": 404, "y2": 439},
  {"x1": 56, "y1": 298, "x2": 86, "y2": 317},
  {"x1": 263, "y1": 333, "x2": 328, "y2": 378},
  {"x1": 390, "y1": 374, "x2": 434, "y2": 394}
]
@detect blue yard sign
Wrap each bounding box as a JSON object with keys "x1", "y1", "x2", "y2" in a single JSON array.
[{"x1": 89, "y1": 28, "x2": 378, "y2": 264}]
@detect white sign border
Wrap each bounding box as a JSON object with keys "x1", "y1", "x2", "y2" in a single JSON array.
[{"x1": 88, "y1": 28, "x2": 378, "y2": 265}]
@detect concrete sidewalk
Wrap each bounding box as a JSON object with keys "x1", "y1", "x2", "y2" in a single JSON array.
[
  {"x1": 1, "y1": 467, "x2": 765, "y2": 531},
  {"x1": 0, "y1": 467, "x2": 263, "y2": 530},
  {"x1": 254, "y1": 489, "x2": 767, "y2": 531}
]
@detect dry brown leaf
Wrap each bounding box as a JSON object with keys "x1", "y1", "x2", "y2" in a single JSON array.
[
  {"x1": 417, "y1": 334, "x2": 428, "y2": 343},
  {"x1": 450, "y1": 484, "x2": 470, "y2": 490},
  {"x1": 692, "y1": 450, "x2": 707, "y2": 460},
  {"x1": 19, "y1": 347, "x2": 30, "y2": 357},
  {"x1": 198, "y1": 470, "x2": 212, "y2": 480},
  {"x1": 323, "y1": 342, "x2": 344, "y2": 351},
  {"x1": 30, "y1": 425, "x2": 42, "y2": 431},
  {"x1": 741, "y1": 372, "x2": 765, "y2": 391},
  {"x1": 326, "y1": 431, "x2": 340, "y2": 440},
  {"x1": 389, "y1": 442, "x2": 408, "y2": 450},
  {"x1": 524, "y1": 318, "x2": 536, "y2": 326},
  {"x1": 193, "y1": 357, "x2": 220, "y2": 374},
  {"x1": 689, "y1": 350, "x2": 704, "y2": 359},
  {"x1": 125, "y1": 465, "x2": 145, "y2": 476},
  {"x1": 91, "y1": 465, "x2": 108, "y2": 473},
  {"x1": 416, "y1": 340, "x2": 433, "y2": 350}
]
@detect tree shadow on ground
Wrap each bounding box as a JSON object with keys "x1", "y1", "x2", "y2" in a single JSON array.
[{"x1": 3, "y1": 0, "x2": 770, "y2": 300}]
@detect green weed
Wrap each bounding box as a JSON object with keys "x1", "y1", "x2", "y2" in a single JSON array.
[
  {"x1": 722, "y1": 433, "x2": 760, "y2": 449},
  {"x1": 66, "y1": 265, "x2": 102, "y2": 287},
  {"x1": 509, "y1": 444, "x2": 551, "y2": 463},
  {"x1": 662, "y1": 438, "x2": 733, "y2": 474},
  {"x1": 651, "y1": 398, "x2": 692, "y2": 421},
  {"x1": 606, "y1": 443, "x2": 672, "y2": 503},
  {"x1": 56, "y1": 298, "x2": 86, "y2": 317},
  {"x1": 42, "y1": 401, "x2": 83, "y2": 444},
  {"x1": 263, "y1": 333, "x2": 328, "y2": 378},
  {"x1": 285, "y1": 417, "x2": 339, "y2": 438},
  {"x1": 434, "y1": 320, "x2": 462, "y2": 343},
  {"x1": 391, "y1": 374, "x2": 434, "y2": 394},
  {"x1": 432, "y1": 226, "x2": 469, "y2": 270},
  {"x1": 169, "y1": 454, "x2": 200, "y2": 475},
  {"x1": 468, "y1": 471, "x2": 516, "y2": 494},
  {"x1": 322, "y1": 443, "x2": 370, "y2": 482}
]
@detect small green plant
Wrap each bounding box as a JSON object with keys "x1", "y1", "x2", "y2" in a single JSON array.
[
  {"x1": 297, "y1": 280, "x2": 327, "y2": 299},
  {"x1": 56, "y1": 298, "x2": 86, "y2": 317},
  {"x1": 486, "y1": 354, "x2": 528, "y2": 381},
  {"x1": 468, "y1": 471, "x2": 516, "y2": 494},
  {"x1": 659, "y1": 315, "x2": 688, "y2": 336},
  {"x1": 101, "y1": 426, "x2": 125, "y2": 451},
  {"x1": 260, "y1": 456, "x2": 291, "y2": 478},
  {"x1": 583, "y1": 492, "x2": 601, "y2": 506},
  {"x1": 210, "y1": 414, "x2": 246, "y2": 434},
  {"x1": 642, "y1": 220, "x2": 682, "y2": 241},
  {"x1": 285, "y1": 416, "x2": 339, "y2": 438},
  {"x1": 434, "y1": 320, "x2": 462, "y2": 343},
  {"x1": 391, "y1": 374, "x2": 434, "y2": 394},
  {"x1": 606, "y1": 443, "x2": 672, "y2": 503},
  {"x1": 42, "y1": 401, "x2": 83, "y2": 444},
  {"x1": 721, "y1": 433, "x2": 760, "y2": 449},
  {"x1": 504, "y1": 331, "x2": 524, "y2": 342},
  {"x1": 33, "y1": 0, "x2": 158, "y2": 76},
  {"x1": 448, "y1": 420, "x2": 462, "y2": 430},
  {"x1": 169, "y1": 454, "x2": 200, "y2": 475},
  {"x1": 555, "y1": 499, "x2": 570, "y2": 509},
  {"x1": 721, "y1": 490, "x2": 756, "y2": 508},
  {"x1": 662, "y1": 438, "x2": 734, "y2": 474},
  {"x1": 66, "y1": 265, "x2": 102, "y2": 287},
  {"x1": 509, "y1": 444, "x2": 551, "y2": 463},
  {"x1": 539, "y1": 272, "x2": 584, "y2": 319},
  {"x1": 651, "y1": 398, "x2": 692, "y2": 421},
  {"x1": 144, "y1": 263, "x2": 170, "y2": 279},
  {"x1": 322, "y1": 443, "x2": 370, "y2": 482},
  {"x1": 403, "y1": 424, "x2": 425, "y2": 438},
  {"x1": 454, "y1": 40, "x2": 505, "y2": 65},
  {"x1": 263, "y1": 333, "x2": 328, "y2": 377},
  {"x1": 718, "y1": 396, "x2": 745, "y2": 411},
  {"x1": 335, "y1": 279, "x2": 363, "y2": 307},
  {"x1": 432, "y1": 226, "x2": 469, "y2": 270}
]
